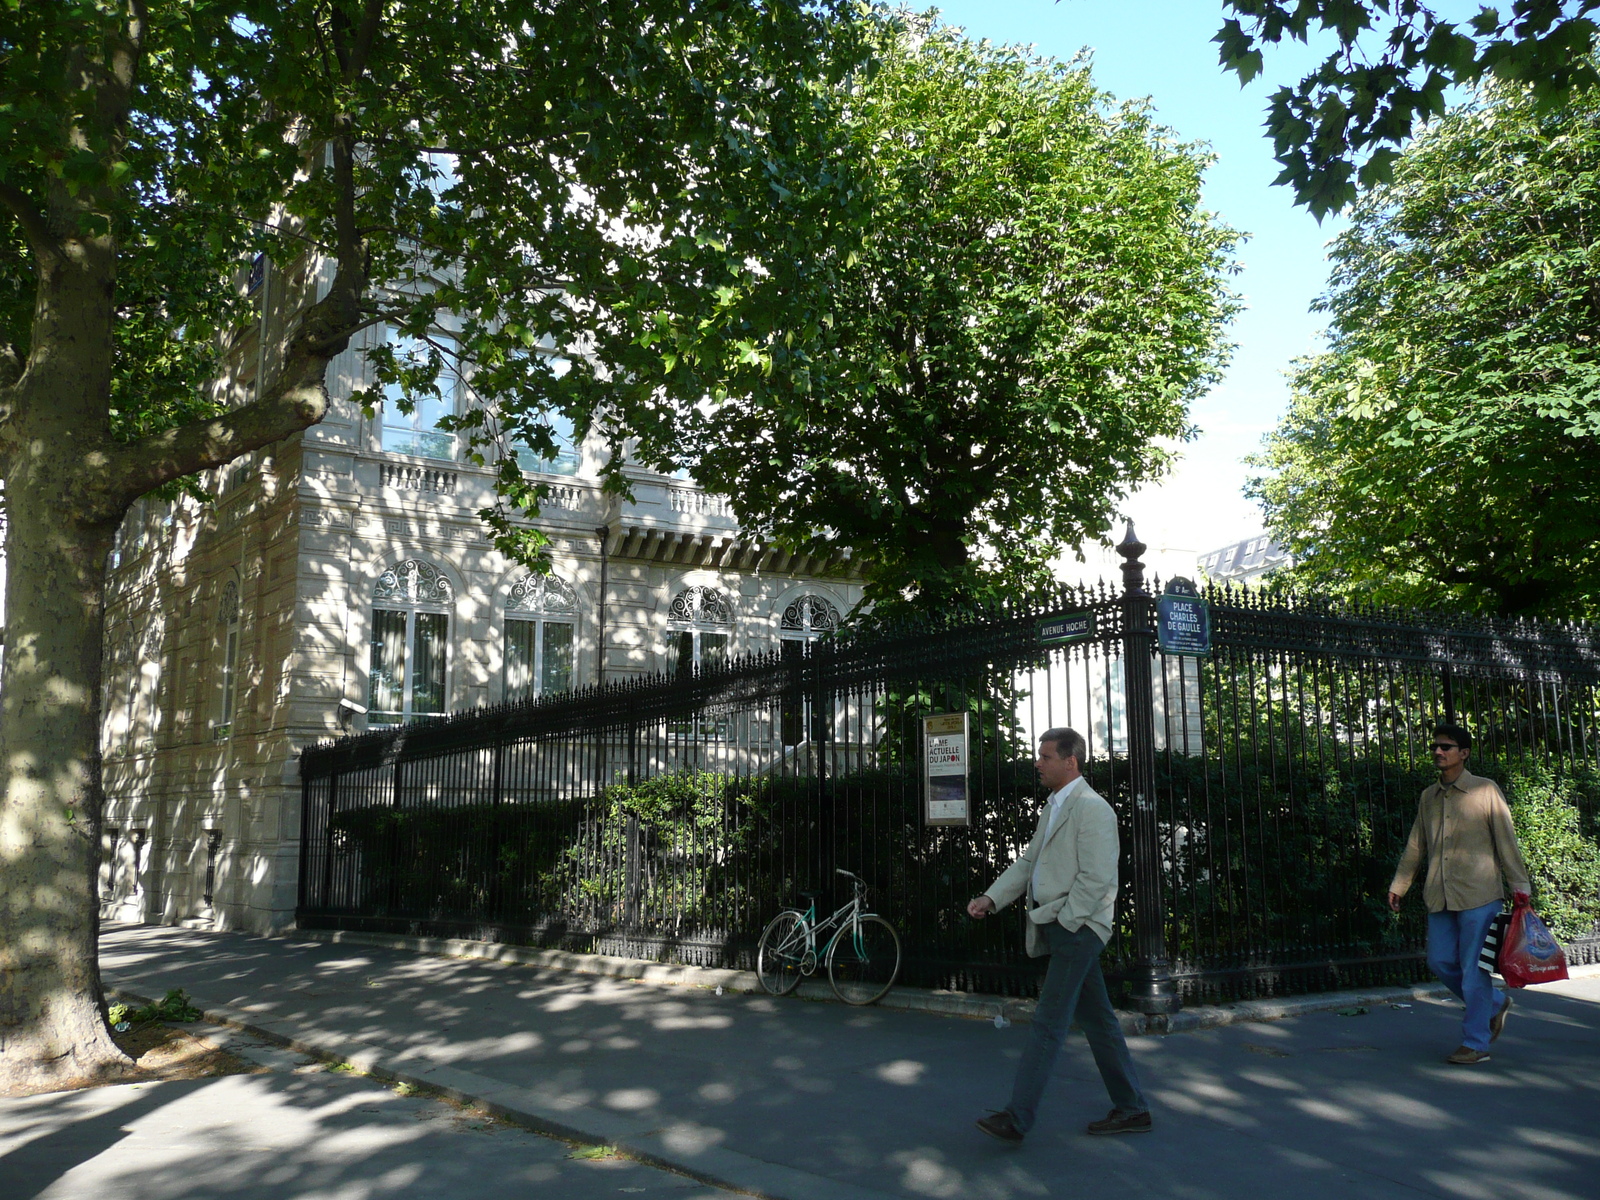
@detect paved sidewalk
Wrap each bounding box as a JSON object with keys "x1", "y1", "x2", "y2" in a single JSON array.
[
  {"x1": 95, "y1": 924, "x2": 1600, "y2": 1200},
  {"x1": 0, "y1": 1029, "x2": 732, "y2": 1200}
]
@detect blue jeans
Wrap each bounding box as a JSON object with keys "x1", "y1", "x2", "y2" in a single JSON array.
[
  {"x1": 1007, "y1": 922, "x2": 1148, "y2": 1133},
  {"x1": 1427, "y1": 900, "x2": 1507, "y2": 1052}
]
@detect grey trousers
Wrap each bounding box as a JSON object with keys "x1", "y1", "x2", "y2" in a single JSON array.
[{"x1": 1007, "y1": 922, "x2": 1148, "y2": 1133}]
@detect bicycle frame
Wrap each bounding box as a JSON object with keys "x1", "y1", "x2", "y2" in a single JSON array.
[{"x1": 789, "y1": 878, "x2": 875, "y2": 971}]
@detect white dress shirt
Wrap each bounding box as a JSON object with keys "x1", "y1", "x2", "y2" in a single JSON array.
[{"x1": 1031, "y1": 776, "x2": 1084, "y2": 899}]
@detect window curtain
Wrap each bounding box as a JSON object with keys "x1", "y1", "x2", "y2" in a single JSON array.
[
  {"x1": 411, "y1": 612, "x2": 448, "y2": 716},
  {"x1": 541, "y1": 621, "x2": 574, "y2": 694},
  {"x1": 505, "y1": 619, "x2": 536, "y2": 703},
  {"x1": 369, "y1": 608, "x2": 408, "y2": 721}
]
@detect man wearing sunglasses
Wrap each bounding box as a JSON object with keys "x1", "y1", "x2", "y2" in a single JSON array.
[{"x1": 1387, "y1": 723, "x2": 1531, "y2": 1064}]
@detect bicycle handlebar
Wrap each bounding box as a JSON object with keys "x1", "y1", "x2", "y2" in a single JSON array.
[{"x1": 835, "y1": 868, "x2": 859, "y2": 879}]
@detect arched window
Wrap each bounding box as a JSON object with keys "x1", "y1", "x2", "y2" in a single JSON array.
[
  {"x1": 369, "y1": 559, "x2": 454, "y2": 726},
  {"x1": 780, "y1": 594, "x2": 841, "y2": 641},
  {"x1": 504, "y1": 573, "x2": 578, "y2": 702},
  {"x1": 667, "y1": 585, "x2": 733, "y2": 675},
  {"x1": 215, "y1": 579, "x2": 240, "y2": 738},
  {"x1": 777, "y1": 594, "x2": 839, "y2": 747}
]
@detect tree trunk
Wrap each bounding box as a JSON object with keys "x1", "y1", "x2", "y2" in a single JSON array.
[
  {"x1": 0, "y1": 5, "x2": 361, "y2": 1094},
  {"x1": 0, "y1": 469, "x2": 131, "y2": 1091},
  {"x1": 0, "y1": 214, "x2": 139, "y2": 1089}
]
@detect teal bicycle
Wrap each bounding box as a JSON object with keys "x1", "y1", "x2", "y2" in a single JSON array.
[{"x1": 756, "y1": 869, "x2": 902, "y2": 1005}]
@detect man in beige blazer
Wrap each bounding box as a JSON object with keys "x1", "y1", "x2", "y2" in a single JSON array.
[
  {"x1": 967, "y1": 727, "x2": 1149, "y2": 1144},
  {"x1": 1387, "y1": 722, "x2": 1531, "y2": 1065}
]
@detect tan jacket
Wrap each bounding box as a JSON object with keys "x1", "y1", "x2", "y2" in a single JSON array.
[
  {"x1": 984, "y1": 776, "x2": 1119, "y2": 953},
  {"x1": 1389, "y1": 769, "x2": 1531, "y2": 913}
]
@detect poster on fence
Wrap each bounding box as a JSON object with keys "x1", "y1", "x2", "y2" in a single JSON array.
[{"x1": 924, "y1": 712, "x2": 971, "y2": 827}]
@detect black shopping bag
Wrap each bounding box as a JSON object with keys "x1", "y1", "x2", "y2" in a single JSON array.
[{"x1": 1478, "y1": 910, "x2": 1511, "y2": 975}]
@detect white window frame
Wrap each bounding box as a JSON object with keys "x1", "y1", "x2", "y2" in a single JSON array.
[
  {"x1": 368, "y1": 559, "x2": 455, "y2": 728},
  {"x1": 504, "y1": 573, "x2": 579, "y2": 702},
  {"x1": 667, "y1": 585, "x2": 735, "y2": 675},
  {"x1": 511, "y1": 354, "x2": 582, "y2": 477},
  {"x1": 777, "y1": 594, "x2": 841, "y2": 746},
  {"x1": 214, "y1": 579, "x2": 240, "y2": 740},
  {"x1": 380, "y1": 331, "x2": 463, "y2": 462}
]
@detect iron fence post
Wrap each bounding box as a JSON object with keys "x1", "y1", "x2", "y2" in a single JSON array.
[
  {"x1": 624, "y1": 810, "x2": 641, "y2": 933},
  {"x1": 319, "y1": 773, "x2": 337, "y2": 909},
  {"x1": 298, "y1": 771, "x2": 313, "y2": 910},
  {"x1": 1118, "y1": 523, "x2": 1181, "y2": 1016},
  {"x1": 1442, "y1": 653, "x2": 1456, "y2": 726},
  {"x1": 628, "y1": 711, "x2": 639, "y2": 787}
]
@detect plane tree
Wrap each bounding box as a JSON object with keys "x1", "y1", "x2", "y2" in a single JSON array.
[
  {"x1": 1251, "y1": 79, "x2": 1600, "y2": 616},
  {"x1": 634, "y1": 19, "x2": 1241, "y2": 611},
  {"x1": 1217, "y1": 0, "x2": 1600, "y2": 218},
  {"x1": 0, "y1": 0, "x2": 859, "y2": 1091}
]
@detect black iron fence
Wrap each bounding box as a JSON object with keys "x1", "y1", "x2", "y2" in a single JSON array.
[{"x1": 299, "y1": 531, "x2": 1600, "y2": 1008}]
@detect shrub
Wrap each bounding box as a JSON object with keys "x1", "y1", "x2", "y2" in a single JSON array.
[
  {"x1": 1502, "y1": 763, "x2": 1600, "y2": 941},
  {"x1": 108, "y1": 988, "x2": 202, "y2": 1026}
]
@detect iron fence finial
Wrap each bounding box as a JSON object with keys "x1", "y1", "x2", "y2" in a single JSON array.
[{"x1": 1117, "y1": 520, "x2": 1148, "y2": 598}]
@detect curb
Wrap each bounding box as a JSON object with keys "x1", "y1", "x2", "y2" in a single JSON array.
[
  {"x1": 108, "y1": 984, "x2": 901, "y2": 1200},
  {"x1": 287, "y1": 926, "x2": 1599, "y2": 1035}
]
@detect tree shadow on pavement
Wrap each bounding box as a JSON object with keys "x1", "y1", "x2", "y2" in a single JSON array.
[
  {"x1": 0, "y1": 1070, "x2": 720, "y2": 1200},
  {"x1": 97, "y1": 924, "x2": 1600, "y2": 1200}
]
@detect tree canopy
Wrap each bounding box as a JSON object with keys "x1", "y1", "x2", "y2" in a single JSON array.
[
  {"x1": 1217, "y1": 1, "x2": 1600, "y2": 218},
  {"x1": 638, "y1": 18, "x2": 1240, "y2": 611},
  {"x1": 1250, "y1": 78, "x2": 1600, "y2": 617},
  {"x1": 0, "y1": 0, "x2": 859, "y2": 1090}
]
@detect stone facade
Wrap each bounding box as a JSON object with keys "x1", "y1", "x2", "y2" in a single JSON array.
[{"x1": 97, "y1": 314, "x2": 861, "y2": 934}]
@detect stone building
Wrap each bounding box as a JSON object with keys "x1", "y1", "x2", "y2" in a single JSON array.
[
  {"x1": 1197, "y1": 534, "x2": 1293, "y2": 584},
  {"x1": 96, "y1": 263, "x2": 862, "y2": 935}
]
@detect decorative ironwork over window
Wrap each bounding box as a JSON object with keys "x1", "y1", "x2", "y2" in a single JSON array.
[
  {"x1": 781, "y1": 595, "x2": 840, "y2": 636},
  {"x1": 668, "y1": 586, "x2": 733, "y2": 627},
  {"x1": 374, "y1": 559, "x2": 454, "y2": 608},
  {"x1": 506, "y1": 573, "x2": 579, "y2": 616},
  {"x1": 217, "y1": 580, "x2": 239, "y2": 626}
]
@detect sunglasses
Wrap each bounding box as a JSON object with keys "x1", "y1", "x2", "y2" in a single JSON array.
[{"x1": 1430, "y1": 742, "x2": 1461, "y2": 752}]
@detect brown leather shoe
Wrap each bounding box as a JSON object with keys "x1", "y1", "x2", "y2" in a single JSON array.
[
  {"x1": 1087, "y1": 1109, "x2": 1153, "y2": 1135},
  {"x1": 1447, "y1": 1045, "x2": 1491, "y2": 1065},
  {"x1": 1489, "y1": 995, "x2": 1512, "y2": 1042},
  {"x1": 976, "y1": 1110, "x2": 1024, "y2": 1144}
]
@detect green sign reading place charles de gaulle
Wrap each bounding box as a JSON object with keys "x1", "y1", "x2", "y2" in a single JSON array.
[{"x1": 1157, "y1": 576, "x2": 1211, "y2": 656}]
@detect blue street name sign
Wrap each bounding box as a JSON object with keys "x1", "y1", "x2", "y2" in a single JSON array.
[
  {"x1": 1038, "y1": 611, "x2": 1096, "y2": 647},
  {"x1": 1157, "y1": 577, "x2": 1211, "y2": 656}
]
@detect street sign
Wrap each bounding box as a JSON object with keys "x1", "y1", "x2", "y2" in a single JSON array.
[
  {"x1": 1037, "y1": 611, "x2": 1096, "y2": 647},
  {"x1": 1157, "y1": 577, "x2": 1211, "y2": 656},
  {"x1": 923, "y1": 712, "x2": 971, "y2": 827}
]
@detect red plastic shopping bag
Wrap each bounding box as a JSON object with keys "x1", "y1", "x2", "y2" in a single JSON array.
[{"x1": 1498, "y1": 893, "x2": 1569, "y2": 989}]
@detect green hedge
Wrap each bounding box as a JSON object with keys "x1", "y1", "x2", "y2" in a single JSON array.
[{"x1": 1498, "y1": 762, "x2": 1600, "y2": 941}]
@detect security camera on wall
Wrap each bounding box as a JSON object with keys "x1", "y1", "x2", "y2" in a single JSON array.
[{"x1": 337, "y1": 697, "x2": 367, "y2": 728}]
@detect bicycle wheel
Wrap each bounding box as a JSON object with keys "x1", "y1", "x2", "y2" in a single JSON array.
[
  {"x1": 827, "y1": 914, "x2": 901, "y2": 1005},
  {"x1": 757, "y1": 911, "x2": 808, "y2": 996}
]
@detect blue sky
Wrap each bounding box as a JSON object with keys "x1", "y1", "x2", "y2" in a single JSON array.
[{"x1": 928, "y1": 0, "x2": 1346, "y2": 558}]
